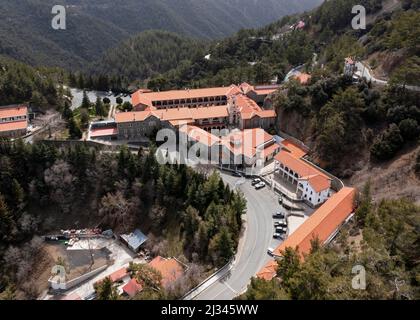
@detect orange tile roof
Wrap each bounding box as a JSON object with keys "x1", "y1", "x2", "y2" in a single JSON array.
[
  {"x1": 235, "y1": 94, "x2": 262, "y2": 114},
  {"x1": 90, "y1": 127, "x2": 118, "y2": 138},
  {"x1": 190, "y1": 106, "x2": 229, "y2": 119},
  {"x1": 281, "y1": 140, "x2": 307, "y2": 158},
  {"x1": 257, "y1": 110, "x2": 277, "y2": 118},
  {"x1": 115, "y1": 106, "x2": 229, "y2": 124},
  {"x1": 158, "y1": 108, "x2": 194, "y2": 121},
  {"x1": 122, "y1": 278, "x2": 143, "y2": 297},
  {"x1": 109, "y1": 267, "x2": 129, "y2": 283},
  {"x1": 148, "y1": 256, "x2": 184, "y2": 288},
  {"x1": 132, "y1": 86, "x2": 239, "y2": 107},
  {"x1": 0, "y1": 120, "x2": 28, "y2": 132},
  {"x1": 293, "y1": 72, "x2": 311, "y2": 85},
  {"x1": 273, "y1": 187, "x2": 356, "y2": 257},
  {"x1": 258, "y1": 187, "x2": 356, "y2": 281},
  {"x1": 168, "y1": 119, "x2": 195, "y2": 127},
  {"x1": 233, "y1": 95, "x2": 276, "y2": 120},
  {"x1": 179, "y1": 125, "x2": 220, "y2": 147},
  {"x1": 221, "y1": 129, "x2": 274, "y2": 158},
  {"x1": 261, "y1": 143, "x2": 280, "y2": 158},
  {"x1": 301, "y1": 174, "x2": 331, "y2": 193},
  {"x1": 115, "y1": 111, "x2": 158, "y2": 123},
  {"x1": 253, "y1": 84, "x2": 280, "y2": 95},
  {"x1": 0, "y1": 105, "x2": 27, "y2": 119},
  {"x1": 256, "y1": 260, "x2": 278, "y2": 281},
  {"x1": 275, "y1": 151, "x2": 328, "y2": 179},
  {"x1": 239, "y1": 82, "x2": 254, "y2": 94}
]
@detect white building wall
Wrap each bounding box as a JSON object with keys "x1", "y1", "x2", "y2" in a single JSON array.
[{"x1": 298, "y1": 180, "x2": 330, "y2": 207}]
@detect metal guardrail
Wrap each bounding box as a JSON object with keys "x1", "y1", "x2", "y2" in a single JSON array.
[{"x1": 182, "y1": 258, "x2": 234, "y2": 300}]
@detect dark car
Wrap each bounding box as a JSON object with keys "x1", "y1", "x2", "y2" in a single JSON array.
[
  {"x1": 274, "y1": 219, "x2": 287, "y2": 227},
  {"x1": 273, "y1": 233, "x2": 284, "y2": 239},
  {"x1": 276, "y1": 227, "x2": 287, "y2": 234},
  {"x1": 232, "y1": 171, "x2": 242, "y2": 177},
  {"x1": 273, "y1": 211, "x2": 285, "y2": 219}
]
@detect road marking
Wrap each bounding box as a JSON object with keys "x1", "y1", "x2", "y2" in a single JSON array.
[{"x1": 223, "y1": 281, "x2": 239, "y2": 294}]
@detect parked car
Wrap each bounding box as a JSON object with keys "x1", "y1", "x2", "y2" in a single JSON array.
[
  {"x1": 251, "y1": 178, "x2": 261, "y2": 186},
  {"x1": 267, "y1": 247, "x2": 275, "y2": 256},
  {"x1": 272, "y1": 211, "x2": 285, "y2": 219},
  {"x1": 255, "y1": 182, "x2": 266, "y2": 190},
  {"x1": 274, "y1": 219, "x2": 287, "y2": 227},
  {"x1": 273, "y1": 233, "x2": 284, "y2": 239},
  {"x1": 276, "y1": 227, "x2": 287, "y2": 234},
  {"x1": 232, "y1": 171, "x2": 242, "y2": 177}
]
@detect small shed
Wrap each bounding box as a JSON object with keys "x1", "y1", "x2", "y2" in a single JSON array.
[{"x1": 120, "y1": 229, "x2": 148, "y2": 252}]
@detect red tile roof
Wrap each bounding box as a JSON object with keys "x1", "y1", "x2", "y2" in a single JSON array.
[
  {"x1": 0, "y1": 105, "x2": 27, "y2": 119},
  {"x1": 148, "y1": 256, "x2": 184, "y2": 288},
  {"x1": 255, "y1": 260, "x2": 278, "y2": 281},
  {"x1": 115, "y1": 111, "x2": 159, "y2": 123},
  {"x1": 273, "y1": 187, "x2": 356, "y2": 257},
  {"x1": 301, "y1": 174, "x2": 331, "y2": 193},
  {"x1": 179, "y1": 125, "x2": 220, "y2": 147},
  {"x1": 281, "y1": 140, "x2": 307, "y2": 158},
  {"x1": 122, "y1": 278, "x2": 143, "y2": 297},
  {"x1": 109, "y1": 267, "x2": 129, "y2": 283},
  {"x1": 275, "y1": 151, "x2": 328, "y2": 179},
  {"x1": 258, "y1": 187, "x2": 356, "y2": 281},
  {"x1": 221, "y1": 129, "x2": 275, "y2": 158},
  {"x1": 261, "y1": 143, "x2": 280, "y2": 158},
  {"x1": 0, "y1": 120, "x2": 28, "y2": 133},
  {"x1": 132, "y1": 86, "x2": 239, "y2": 108},
  {"x1": 90, "y1": 127, "x2": 118, "y2": 138},
  {"x1": 115, "y1": 106, "x2": 229, "y2": 124}
]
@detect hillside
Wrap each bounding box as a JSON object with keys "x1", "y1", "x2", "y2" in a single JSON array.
[
  {"x1": 0, "y1": 0, "x2": 322, "y2": 69},
  {"x1": 90, "y1": 30, "x2": 205, "y2": 84}
]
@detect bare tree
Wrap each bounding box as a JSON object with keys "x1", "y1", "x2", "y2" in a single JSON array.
[{"x1": 44, "y1": 160, "x2": 76, "y2": 214}]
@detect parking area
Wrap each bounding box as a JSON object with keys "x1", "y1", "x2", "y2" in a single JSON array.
[{"x1": 220, "y1": 170, "x2": 314, "y2": 255}]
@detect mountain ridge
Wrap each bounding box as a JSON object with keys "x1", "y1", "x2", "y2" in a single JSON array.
[{"x1": 0, "y1": 0, "x2": 322, "y2": 68}]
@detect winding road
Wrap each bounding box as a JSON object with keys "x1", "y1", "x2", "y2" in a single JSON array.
[
  {"x1": 355, "y1": 61, "x2": 420, "y2": 92},
  {"x1": 194, "y1": 172, "x2": 282, "y2": 300}
]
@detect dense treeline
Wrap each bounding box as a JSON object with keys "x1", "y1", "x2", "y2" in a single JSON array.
[
  {"x1": 0, "y1": 0, "x2": 322, "y2": 68},
  {"x1": 239, "y1": 184, "x2": 420, "y2": 300},
  {"x1": 0, "y1": 55, "x2": 66, "y2": 109},
  {"x1": 91, "y1": 31, "x2": 205, "y2": 86},
  {"x1": 75, "y1": 0, "x2": 418, "y2": 93},
  {"x1": 134, "y1": 0, "x2": 385, "y2": 89},
  {"x1": 273, "y1": 72, "x2": 420, "y2": 172},
  {"x1": 0, "y1": 140, "x2": 245, "y2": 298}
]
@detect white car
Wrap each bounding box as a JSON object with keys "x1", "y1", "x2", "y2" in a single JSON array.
[
  {"x1": 255, "y1": 182, "x2": 266, "y2": 190},
  {"x1": 267, "y1": 247, "x2": 274, "y2": 255}
]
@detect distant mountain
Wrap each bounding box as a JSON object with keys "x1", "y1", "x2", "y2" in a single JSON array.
[{"x1": 0, "y1": 0, "x2": 322, "y2": 68}]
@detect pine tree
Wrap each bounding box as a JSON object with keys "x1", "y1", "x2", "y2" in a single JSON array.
[
  {"x1": 0, "y1": 194, "x2": 15, "y2": 242},
  {"x1": 95, "y1": 277, "x2": 119, "y2": 300},
  {"x1": 68, "y1": 118, "x2": 82, "y2": 139},
  {"x1": 80, "y1": 90, "x2": 91, "y2": 109}
]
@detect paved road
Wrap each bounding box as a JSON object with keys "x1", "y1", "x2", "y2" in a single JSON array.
[
  {"x1": 194, "y1": 172, "x2": 283, "y2": 300},
  {"x1": 355, "y1": 62, "x2": 420, "y2": 91}
]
